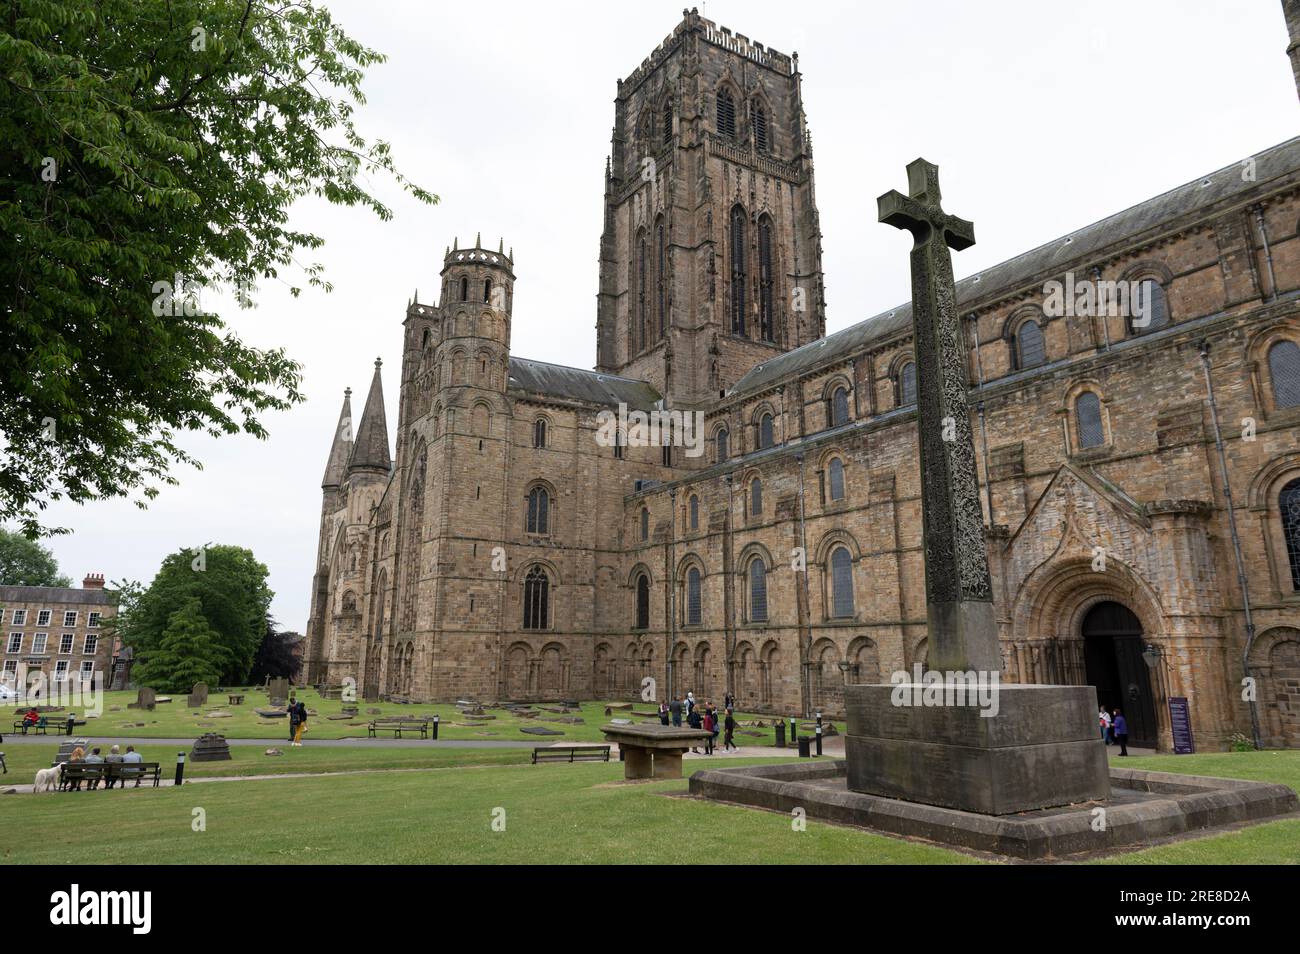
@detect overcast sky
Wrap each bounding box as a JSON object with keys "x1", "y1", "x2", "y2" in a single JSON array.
[{"x1": 36, "y1": 0, "x2": 1300, "y2": 630}]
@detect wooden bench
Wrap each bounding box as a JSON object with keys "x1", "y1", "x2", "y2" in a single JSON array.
[
  {"x1": 531, "y1": 745, "x2": 611, "y2": 764},
  {"x1": 58, "y1": 762, "x2": 107, "y2": 790},
  {"x1": 12, "y1": 718, "x2": 49, "y2": 735},
  {"x1": 105, "y1": 761, "x2": 162, "y2": 788},
  {"x1": 59, "y1": 720, "x2": 87, "y2": 736},
  {"x1": 59, "y1": 761, "x2": 162, "y2": 790},
  {"x1": 368, "y1": 719, "x2": 429, "y2": 739}
]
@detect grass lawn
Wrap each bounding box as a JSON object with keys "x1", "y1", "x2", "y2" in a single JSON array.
[{"x1": 12, "y1": 689, "x2": 827, "y2": 744}]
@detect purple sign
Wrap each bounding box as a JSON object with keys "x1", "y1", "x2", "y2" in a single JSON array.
[{"x1": 1168, "y1": 696, "x2": 1195, "y2": 754}]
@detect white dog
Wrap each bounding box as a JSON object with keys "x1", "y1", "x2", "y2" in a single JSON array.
[{"x1": 32, "y1": 767, "x2": 60, "y2": 793}]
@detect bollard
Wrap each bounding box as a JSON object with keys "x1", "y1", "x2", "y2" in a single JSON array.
[
  {"x1": 432, "y1": 714, "x2": 439, "y2": 740},
  {"x1": 797, "y1": 736, "x2": 811, "y2": 758},
  {"x1": 788, "y1": 716, "x2": 797, "y2": 749},
  {"x1": 815, "y1": 723, "x2": 823, "y2": 756},
  {"x1": 174, "y1": 751, "x2": 186, "y2": 787}
]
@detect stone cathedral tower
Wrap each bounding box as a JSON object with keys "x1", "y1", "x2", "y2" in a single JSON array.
[{"x1": 595, "y1": 8, "x2": 825, "y2": 406}]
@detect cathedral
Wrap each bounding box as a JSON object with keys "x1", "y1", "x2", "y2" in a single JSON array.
[{"x1": 304, "y1": 5, "x2": 1300, "y2": 752}]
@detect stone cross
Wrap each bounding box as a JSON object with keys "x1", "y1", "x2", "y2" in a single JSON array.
[{"x1": 878, "y1": 159, "x2": 999, "y2": 673}]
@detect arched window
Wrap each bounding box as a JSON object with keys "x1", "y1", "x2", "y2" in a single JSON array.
[
  {"x1": 730, "y1": 205, "x2": 747, "y2": 335},
  {"x1": 1075, "y1": 392, "x2": 1104, "y2": 449},
  {"x1": 526, "y1": 486, "x2": 550, "y2": 535},
  {"x1": 1268, "y1": 340, "x2": 1300, "y2": 409},
  {"x1": 459, "y1": 276, "x2": 468, "y2": 302},
  {"x1": 1130, "y1": 279, "x2": 1170, "y2": 335},
  {"x1": 640, "y1": 507, "x2": 650, "y2": 541},
  {"x1": 830, "y1": 386, "x2": 849, "y2": 427},
  {"x1": 533, "y1": 418, "x2": 546, "y2": 448},
  {"x1": 482, "y1": 279, "x2": 492, "y2": 304},
  {"x1": 758, "y1": 215, "x2": 774, "y2": 341},
  {"x1": 717, "y1": 88, "x2": 736, "y2": 141},
  {"x1": 716, "y1": 428, "x2": 730, "y2": 462},
  {"x1": 830, "y1": 546, "x2": 854, "y2": 617},
  {"x1": 686, "y1": 566, "x2": 702, "y2": 625},
  {"x1": 749, "y1": 559, "x2": 768, "y2": 622},
  {"x1": 635, "y1": 573, "x2": 650, "y2": 630},
  {"x1": 523, "y1": 566, "x2": 549, "y2": 630},
  {"x1": 828, "y1": 457, "x2": 845, "y2": 502},
  {"x1": 1016, "y1": 319, "x2": 1046, "y2": 369},
  {"x1": 613, "y1": 430, "x2": 625, "y2": 460},
  {"x1": 637, "y1": 233, "x2": 649, "y2": 351},
  {"x1": 662, "y1": 445, "x2": 673, "y2": 467},
  {"x1": 750, "y1": 477, "x2": 763, "y2": 516},
  {"x1": 662, "y1": 98, "x2": 673, "y2": 144},
  {"x1": 898, "y1": 361, "x2": 917, "y2": 407},
  {"x1": 689, "y1": 494, "x2": 699, "y2": 531},
  {"x1": 751, "y1": 101, "x2": 768, "y2": 154},
  {"x1": 656, "y1": 220, "x2": 668, "y2": 338},
  {"x1": 1279, "y1": 478, "x2": 1300, "y2": 591},
  {"x1": 759, "y1": 413, "x2": 774, "y2": 449}
]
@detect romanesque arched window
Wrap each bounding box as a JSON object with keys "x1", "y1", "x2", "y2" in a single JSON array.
[
  {"x1": 898, "y1": 361, "x2": 917, "y2": 407},
  {"x1": 613, "y1": 429, "x2": 625, "y2": 459},
  {"x1": 750, "y1": 477, "x2": 763, "y2": 516},
  {"x1": 686, "y1": 566, "x2": 702, "y2": 625},
  {"x1": 523, "y1": 566, "x2": 549, "y2": 630},
  {"x1": 656, "y1": 219, "x2": 668, "y2": 339},
  {"x1": 1016, "y1": 318, "x2": 1046, "y2": 369},
  {"x1": 689, "y1": 494, "x2": 699, "y2": 531},
  {"x1": 1282, "y1": 478, "x2": 1300, "y2": 591},
  {"x1": 1129, "y1": 279, "x2": 1170, "y2": 335},
  {"x1": 830, "y1": 546, "x2": 854, "y2": 617},
  {"x1": 730, "y1": 205, "x2": 747, "y2": 335},
  {"x1": 717, "y1": 88, "x2": 736, "y2": 141},
  {"x1": 716, "y1": 427, "x2": 729, "y2": 462},
  {"x1": 459, "y1": 276, "x2": 468, "y2": 302},
  {"x1": 749, "y1": 558, "x2": 768, "y2": 623},
  {"x1": 758, "y1": 215, "x2": 774, "y2": 342},
  {"x1": 483, "y1": 279, "x2": 492, "y2": 304},
  {"x1": 759, "y1": 412, "x2": 774, "y2": 449},
  {"x1": 533, "y1": 418, "x2": 547, "y2": 448},
  {"x1": 634, "y1": 573, "x2": 650, "y2": 630},
  {"x1": 640, "y1": 507, "x2": 650, "y2": 541},
  {"x1": 1075, "y1": 391, "x2": 1104, "y2": 449},
  {"x1": 828, "y1": 457, "x2": 845, "y2": 502},
  {"x1": 751, "y1": 101, "x2": 768, "y2": 154},
  {"x1": 526, "y1": 486, "x2": 550, "y2": 535},
  {"x1": 830, "y1": 386, "x2": 849, "y2": 427},
  {"x1": 1268, "y1": 340, "x2": 1300, "y2": 409}
]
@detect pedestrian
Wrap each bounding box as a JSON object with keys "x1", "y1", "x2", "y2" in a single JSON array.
[
  {"x1": 687, "y1": 705, "x2": 703, "y2": 753},
  {"x1": 710, "y1": 705, "x2": 721, "y2": 751},
  {"x1": 1098, "y1": 706, "x2": 1111, "y2": 745},
  {"x1": 702, "y1": 708, "x2": 714, "y2": 755},
  {"x1": 658, "y1": 700, "x2": 670, "y2": 725},
  {"x1": 1112, "y1": 709, "x2": 1129, "y2": 757},
  {"x1": 723, "y1": 708, "x2": 737, "y2": 752},
  {"x1": 287, "y1": 693, "x2": 300, "y2": 743},
  {"x1": 292, "y1": 697, "x2": 309, "y2": 746},
  {"x1": 724, "y1": 691, "x2": 734, "y2": 711},
  {"x1": 669, "y1": 696, "x2": 683, "y2": 727},
  {"x1": 686, "y1": 691, "x2": 696, "y2": 717}
]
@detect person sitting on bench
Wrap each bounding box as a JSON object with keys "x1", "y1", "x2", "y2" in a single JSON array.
[
  {"x1": 103, "y1": 744, "x2": 123, "y2": 788},
  {"x1": 120, "y1": 746, "x2": 145, "y2": 787},
  {"x1": 20, "y1": 708, "x2": 39, "y2": 734},
  {"x1": 83, "y1": 746, "x2": 105, "y2": 790}
]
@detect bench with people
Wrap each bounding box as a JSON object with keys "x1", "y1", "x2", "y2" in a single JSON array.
[{"x1": 59, "y1": 745, "x2": 162, "y2": 790}]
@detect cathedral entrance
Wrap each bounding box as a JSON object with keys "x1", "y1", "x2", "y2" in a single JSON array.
[{"x1": 1081, "y1": 602, "x2": 1157, "y2": 748}]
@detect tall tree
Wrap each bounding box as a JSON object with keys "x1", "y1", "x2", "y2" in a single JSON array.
[
  {"x1": 118, "y1": 544, "x2": 272, "y2": 686},
  {"x1": 0, "y1": 528, "x2": 72, "y2": 586},
  {"x1": 250, "y1": 615, "x2": 302, "y2": 683},
  {"x1": 131, "y1": 597, "x2": 227, "y2": 692},
  {"x1": 1, "y1": 1, "x2": 436, "y2": 534}
]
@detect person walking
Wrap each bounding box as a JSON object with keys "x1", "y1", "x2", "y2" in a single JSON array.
[
  {"x1": 292, "y1": 697, "x2": 309, "y2": 746},
  {"x1": 669, "y1": 696, "x2": 683, "y2": 727},
  {"x1": 723, "y1": 708, "x2": 737, "y2": 752},
  {"x1": 287, "y1": 694, "x2": 301, "y2": 744},
  {"x1": 658, "y1": 700, "x2": 670, "y2": 725},
  {"x1": 710, "y1": 704, "x2": 721, "y2": 752},
  {"x1": 687, "y1": 705, "x2": 703, "y2": 753},
  {"x1": 1112, "y1": 708, "x2": 1129, "y2": 757},
  {"x1": 1098, "y1": 707, "x2": 1111, "y2": 745},
  {"x1": 702, "y1": 708, "x2": 714, "y2": 755}
]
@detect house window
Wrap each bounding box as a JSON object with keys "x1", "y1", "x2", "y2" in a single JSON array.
[
  {"x1": 11, "y1": 610, "x2": 25, "y2": 626},
  {"x1": 533, "y1": 419, "x2": 546, "y2": 449},
  {"x1": 759, "y1": 413, "x2": 774, "y2": 449},
  {"x1": 522, "y1": 566, "x2": 550, "y2": 630},
  {"x1": 828, "y1": 458, "x2": 846, "y2": 502},
  {"x1": 830, "y1": 387, "x2": 849, "y2": 427},
  {"x1": 526, "y1": 486, "x2": 550, "y2": 535},
  {"x1": 54, "y1": 660, "x2": 69, "y2": 680},
  {"x1": 640, "y1": 507, "x2": 650, "y2": 541},
  {"x1": 32, "y1": 633, "x2": 47, "y2": 654},
  {"x1": 730, "y1": 205, "x2": 747, "y2": 335},
  {"x1": 36, "y1": 610, "x2": 51, "y2": 627},
  {"x1": 717, "y1": 88, "x2": 736, "y2": 140},
  {"x1": 1268, "y1": 340, "x2": 1300, "y2": 409},
  {"x1": 1129, "y1": 279, "x2": 1169, "y2": 334},
  {"x1": 898, "y1": 361, "x2": 917, "y2": 406},
  {"x1": 1075, "y1": 392, "x2": 1104, "y2": 449},
  {"x1": 7, "y1": 633, "x2": 22, "y2": 654},
  {"x1": 750, "y1": 477, "x2": 763, "y2": 517},
  {"x1": 830, "y1": 546, "x2": 854, "y2": 618},
  {"x1": 686, "y1": 567, "x2": 702, "y2": 625},
  {"x1": 60, "y1": 633, "x2": 74, "y2": 654},
  {"x1": 87, "y1": 612, "x2": 101, "y2": 628},
  {"x1": 1282, "y1": 477, "x2": 1300, "y2": 591},
  {"x1": 749, "y1": 559, "x2": 768, "y2": 623},
  {"x1": 63, "y1": 611, "x2": 77, "y2": 628},
  {"x1": 689, "y1": 495, "x2": 699, "y2": 531},
  {"x1": 635, "y1": 574, "x2": 650, "y2": 630},
  {"x1": 83, "y1": 635, "x2": 98, "y2": 655},
  {"x1": 3, "y1": 660, "x2": 16, "y2": 678},
  {"x1": 80, "y1": 661, "x2": 94, "y2": 678},
  {"x1": 716, "y1": 428, "x2": 729, "y2": 462},
  {"x1": 1016, "y1": 319, "x2": 1046, "y2": 369}
]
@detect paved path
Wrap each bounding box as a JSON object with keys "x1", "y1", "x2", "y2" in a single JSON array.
[{"x1": 0, "y1": 735, "x2": 540, "y2": 749}]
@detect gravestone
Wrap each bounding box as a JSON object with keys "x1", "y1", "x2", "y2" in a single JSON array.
[
  {"x1": 190, "y1": 733, "x2": 232, "y2": 762},
  {"x1": 126, "y1": 687, "x2": 156, "y2": 711},
  {"x1": 186, "y1": 682, "x2": 209, "y2": 708},
  {"x1": 267, "y1": 678, "x2": 290, "y2": 707},
  {"x1": 841, "y1": 160, "x2": 1109, "y2": 814}
]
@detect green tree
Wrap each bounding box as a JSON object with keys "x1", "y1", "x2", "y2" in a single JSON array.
[
  {"x1": 1, "y1": 1, "x2": 436, "y2": 534},
  {"x1": 0, "y1": 528, "x2": 72, "y2": 586},
  {"x1": 131, "y1": 597, "x2": 227, "y2": 693},
  {"x1": 118, "y1": 544, "x2": 272, "y2": 686}
]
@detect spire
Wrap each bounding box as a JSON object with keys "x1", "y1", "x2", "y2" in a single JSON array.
[
  {"x1": 321, "y1": 388, "x2": 354, "y2": 488},
  {"x1": 347, "y1": 359, "x2": 391, "y2": 476},
  {"x1": 475, "y1": 231, "x2": 481, "y2": 248}
]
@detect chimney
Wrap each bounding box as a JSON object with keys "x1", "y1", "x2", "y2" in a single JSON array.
[
  {"x1": 1286, "y1": 0, "x2": 1300, "y2": 102},
  {"x1": 82, "y1": 573, "x2": 105, "y2": 589}
]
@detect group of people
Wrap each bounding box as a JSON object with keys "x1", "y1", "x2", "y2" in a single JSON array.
[
  {"x1": 64, "y1": 744, "x2": 145, "y2": 790},
  {"x1": 1098, "y1": 706, "x2": 1130, "y2": 756},
  {"x1": 657, "y1": 691, "x2": 738, "y2": 754}
]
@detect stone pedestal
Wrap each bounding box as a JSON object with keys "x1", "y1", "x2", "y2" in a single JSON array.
[
  {"x1": 843, "y1": 683, "x2": 1109, "y2": 815},
  {"x1": 600, "y1": 723, "x2": 711, "y2": 781}
]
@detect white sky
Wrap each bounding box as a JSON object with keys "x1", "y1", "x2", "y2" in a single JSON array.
[{"x1": 37, "y1": 0, "x2": 1300, "y2": 631}]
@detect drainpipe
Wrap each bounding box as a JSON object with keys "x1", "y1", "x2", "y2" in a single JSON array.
[
  {"x1": 795, "y1": 453, "x2": 812, "y2": 717},
  {"x1": 1199, "y1": 340, "x2": 1262, "y2": 750},
  {"x1": 969, "y1": 314, "x2": 995, "y2": 524},
  {"x1": 1253, "y1": 206, "x2": 1277, "y2": 302}
]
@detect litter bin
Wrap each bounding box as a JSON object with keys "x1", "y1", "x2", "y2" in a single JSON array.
[
  {"x1": 773, "y1": 721, "x2": 786, "y2": 748},
  {"x1": 797, "y1": 736, "x2": 812, "y2": 758}
]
